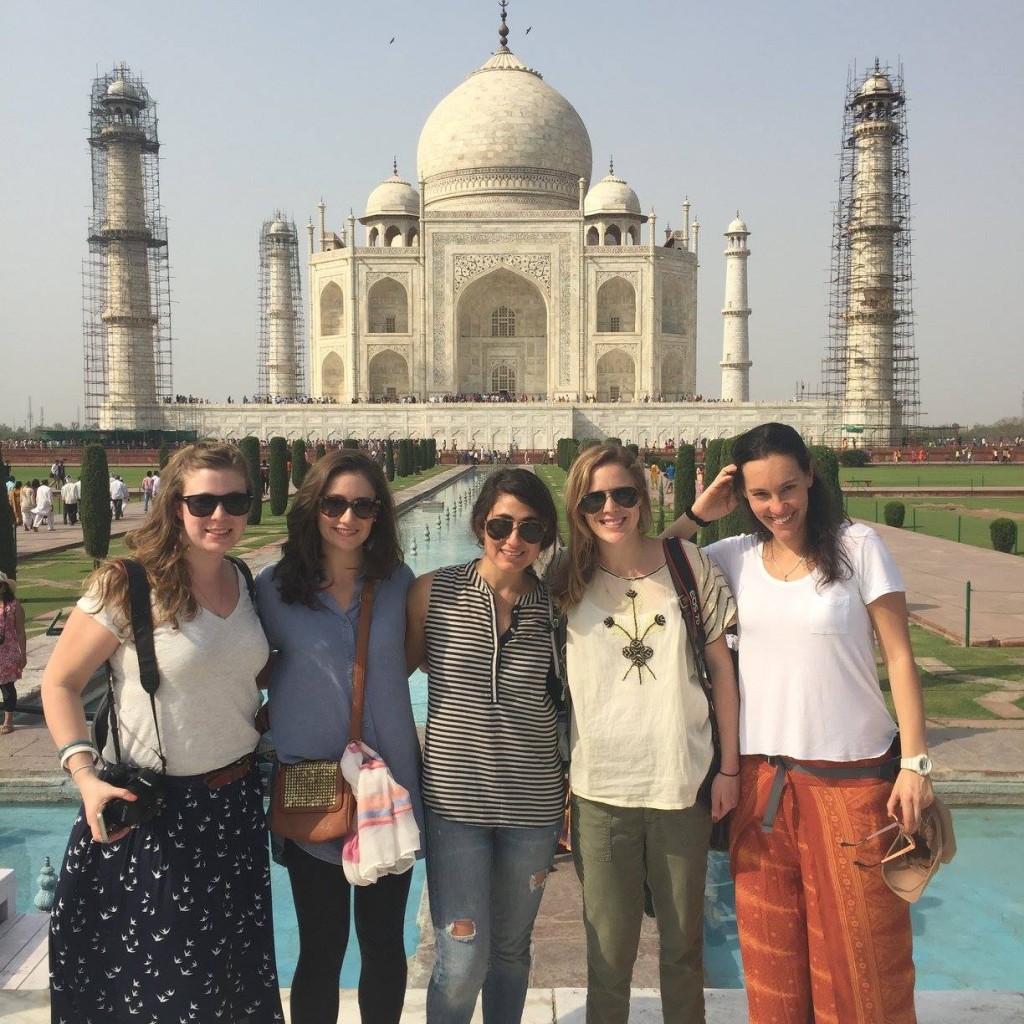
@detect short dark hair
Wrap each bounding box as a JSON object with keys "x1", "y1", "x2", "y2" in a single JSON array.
[
  {"x1": 274, "y1": 450, "x2": 403, "y2": 606},
  {"x1": 471, "y1": 469, "x2": 559, "y2": 550}
]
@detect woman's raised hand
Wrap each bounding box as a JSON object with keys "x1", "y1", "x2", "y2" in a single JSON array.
[{"x1": 693, "y1": 464, "x2": 739, "y2": 523}]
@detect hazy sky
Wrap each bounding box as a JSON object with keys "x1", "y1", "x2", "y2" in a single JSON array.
[{"x1": 3, "y1": 0, "x2": 1021, "y2": 430}]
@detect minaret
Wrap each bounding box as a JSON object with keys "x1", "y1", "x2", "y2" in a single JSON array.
[
  {"x1": 720, "y1": 214, "x2": 752, "y2": 401},
  {"x1": 258, "y1": 214, "x2": 304, "y2": 399},
  {"x1": 842, "y1": 63, "x2": 902, "y2": 442},
  {"x1": 84, "y1": 66, "x2": 171, "y2": 429}
]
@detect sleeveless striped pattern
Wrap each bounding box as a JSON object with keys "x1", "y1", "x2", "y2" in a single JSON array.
[{"x1": 422, "y1": 561, "x2": 565, "y2": 827}]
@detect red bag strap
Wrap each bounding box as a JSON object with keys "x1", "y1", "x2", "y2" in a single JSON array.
[{"x1": 348, "y1": 579, "x2": 375, "y2": 744}]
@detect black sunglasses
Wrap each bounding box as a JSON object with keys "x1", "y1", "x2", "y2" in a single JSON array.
[
  {"x1": 179, "y1": 492, "x2": 253, "y2": 517},
  {"x1": 319, "y1": 495, "x2": 381, "y2": 520},
  {"x1": 484, "y1": 517, "x2": 545, "y2": 544},
  {"x1": 578, "y1": 486, "x2": 641, "y2": 515}
]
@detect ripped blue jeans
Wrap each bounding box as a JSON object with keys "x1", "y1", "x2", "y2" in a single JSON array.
[{"x1": 424, "y1": 806, "x2": 560, "y2": 1024}]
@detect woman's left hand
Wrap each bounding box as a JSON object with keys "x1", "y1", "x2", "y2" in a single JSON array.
[
  {"x1": 887, "y1": 769, "x2": 934, "y2": 834},
  {"x1": 710, "y1": 771, "x2": 740, "y2": 822}
]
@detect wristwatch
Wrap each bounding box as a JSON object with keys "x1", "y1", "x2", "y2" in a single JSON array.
[{"x1": 899, "y1": 753, "x2": 933, "y2": 776}]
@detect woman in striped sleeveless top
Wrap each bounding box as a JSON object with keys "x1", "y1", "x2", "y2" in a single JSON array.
[{"x1": 406, "y1": 469, "x2": 565, "y2": 1024}]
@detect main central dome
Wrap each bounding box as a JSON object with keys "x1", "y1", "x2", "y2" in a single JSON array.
[{"x1": 417, "y1": 48, "x2": 593, "y2": 211}]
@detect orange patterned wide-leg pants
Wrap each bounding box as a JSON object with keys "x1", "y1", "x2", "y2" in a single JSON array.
[{"x1": 730, "y1": 756, "x2": 917, "y2": 1024}]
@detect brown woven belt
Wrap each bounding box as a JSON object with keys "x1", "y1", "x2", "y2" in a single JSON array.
[{"x1": 165, "y1": 753, "x2": 256, "y2": 790}]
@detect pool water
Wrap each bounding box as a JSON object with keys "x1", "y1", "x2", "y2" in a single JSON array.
[{"x1": 5, "y1": 474, "x2": 1023, "y2": 990}]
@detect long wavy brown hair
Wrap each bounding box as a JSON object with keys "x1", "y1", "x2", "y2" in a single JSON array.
[
  {"x1": 551, "y1": 443, "x2": 652, "y2": 613},
  {"x1": 273, "y1": 450, "x2": 403, "y2": 607},
  {"x1": 84, "y1": 442, "x2": 253, "y2": 627}
]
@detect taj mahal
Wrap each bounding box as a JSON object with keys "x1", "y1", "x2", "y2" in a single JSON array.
[{"x1": 89, "y1": 4, "x2": 911, "y2": 449}]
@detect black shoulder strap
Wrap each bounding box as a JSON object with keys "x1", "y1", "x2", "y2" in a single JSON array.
[
  {"x1": 122, "y1": 560, "x2": 159, "y2": 695},
  {"x1": 226, "y1": 555, "x2": 257, "y2": 606},
  {"x1": 662, "y1": 537, "x2": 710, "y2": 688}
]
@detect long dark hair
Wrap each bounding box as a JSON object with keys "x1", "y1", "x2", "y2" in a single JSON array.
[
  {"x1": 470, "y1": 468, "x2": 560, "y2": 551},
  {"x1": 274, "y1": 450, "x2": 402, "y2": 606},
  {"x1": 731, "y1": 422, "x2": 851, "y2": 586}
]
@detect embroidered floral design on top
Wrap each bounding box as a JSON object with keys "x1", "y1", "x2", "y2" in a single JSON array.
[{"x1": 603, "y1": 588, "x2": 666, "y2": 683}]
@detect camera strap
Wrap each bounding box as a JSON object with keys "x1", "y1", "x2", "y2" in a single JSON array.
[{"x1": 105, "y1": 560, "x2": 167, "y2": 774}]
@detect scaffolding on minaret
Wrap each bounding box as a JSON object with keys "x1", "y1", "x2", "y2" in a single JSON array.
[
  {"x1": 83, "y1": 64, "x2": 173, "y2": 430},
  {"x1": 256, "y1": 214, "x2": 306, "y2": 399},
  {"x1": 820, "y1": 61, "x2": 919, "y2": 447}
]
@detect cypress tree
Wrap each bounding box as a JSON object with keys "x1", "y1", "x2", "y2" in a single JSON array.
[
  {"x1": 158, "y1": 442, "x2": 170, "y2": 470},
  {"x1": 673, "y1": 444, "x2": 697, "y2": 520},
  {"x1": 384, "y1": 440, "x2": 396, "y2": 482},
  {"x1": 239, "y1": 437, "x2": 263, "y2": 525},
  {"x1": 80, "y1": 444, "x2": 113, "y2": 566},
  {"x1": 0, "y1": 448, "x2": 15, "y2": 579},
  {"x1": 342, "y1": 438, "x2": 359, "y2": 450},
  {"x1": 605, "y1": 436, "x2": 622, "y2": 447},
  {"x1": 808, "y1": 443, "x2": 842, "y2": 510},
  {"x1": 315, "y1": 442, "x2": 326, "y2": 460},
  {"x1": 291, "y1": 439, "x2": 309, "y2": 489},
  {"x1": 269, "y1": 437, "x2": 289, "y2": 516},
  {"x1": 702, "y1": 436, "x2": 746, "y2": 542}
]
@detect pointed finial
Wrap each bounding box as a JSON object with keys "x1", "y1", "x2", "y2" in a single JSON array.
[
  {"x1": 736, "y1": 209, "x2": 740, "y2": 217},
  {"x1": 499, "y1": 0, "x2": 510, "y2": 50},
  {"x1": 609, "y1": 156, "x2": 614, "y2": 176},
  {"x1": 874, "y1": 56, "x2": 881, "y2": 72},
  {"x1": 393, "y1": 156, "x2": 398, "y2": 176}
]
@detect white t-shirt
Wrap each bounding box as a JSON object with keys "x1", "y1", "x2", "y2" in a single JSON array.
[
  {"x1": 705, "y1": 523, "x2": 901, "y2": 761},
  {"x1": 79, "y1": 566, "x2": 268, "y2": 775},
  {"x1": 566, "y1": 542, "x2": 735, "y2": 809}
]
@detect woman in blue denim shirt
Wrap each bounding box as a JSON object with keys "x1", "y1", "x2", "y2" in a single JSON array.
[{"x1": 257, "y1": 450, "x2": 422, "y2": 1024}]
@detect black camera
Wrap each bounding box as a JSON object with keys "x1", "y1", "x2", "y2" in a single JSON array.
[{"x1": 100, "y1": 764, "x2": 166, "y2": 828}]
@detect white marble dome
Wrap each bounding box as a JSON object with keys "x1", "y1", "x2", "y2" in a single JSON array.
[
  {"x1": 417, "y1": 48, "x2": 592, "y2": 210},
  {"x1": 859, "y1": 71, "x2": 893, "y2": 96},
  {"x1": 267, "y1": 219, "x2": 292, "y2": 236},
  {"x1": 584, "y1": 171, "x2": 641, "y2": 216},
  {"x1": 364, "y1": 173, "x2": 420, "y2": 218},
  {"x1": 727, "y1": 215, "x2": 749, "y2": 234},
  {"x1": 106, "y1": 77, "x2": 141, "y2": 102}
]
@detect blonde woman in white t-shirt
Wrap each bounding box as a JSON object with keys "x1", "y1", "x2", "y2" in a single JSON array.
[
  {"x1": 552, "y1": 444, "x2": 739, "y2": 1024},
  {"x1": 666, "y1": 421, "x2": 933, "y2": 1024},
  {"x1": 42, "y1": 442, "x2": 283, "y2": 1024}
]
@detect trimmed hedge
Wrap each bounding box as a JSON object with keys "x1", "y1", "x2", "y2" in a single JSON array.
[
  {"x1": 384, "y1": 440, "x2": 395, "y2": 482},
  {"x1": 239, "y1": 437, "x2": 263, "y2": 525},
  {"x1": 883, "y1": 500, "x2": 906, "y2": 528},
  {"x1": 702, "y1": 437, "x2": 745, "y2": 542},
  {"x1": 80, "y1": 444, "x2": 113, "y2": 564},
  {"x1": 315, "y1": 442, "x2": 326, "y2": 460},
  {"x1": 673, "y1": 444, "x2": 697, "y2": 520},
  {"x1": 158, "y1": 443, "x2": 170, "y2": 470},
  {"x1": 990, "y1": 518, "x2": 1017, "y2": 553},
  {"x1": 291, "y1": 440, "x2": 309, "y2": 489},
  {"x1": 838, "y1": 448, "x2": 870, "y2": 467},
  {"x1": 0, "y1": 448, "x2": 16, "y2": 578},
  {"x1": 269, "y1": 437, "x2": 289, "y2": 516},
  {"x1": 809, "y1": 444, "x2": 842, "y2": 509}
]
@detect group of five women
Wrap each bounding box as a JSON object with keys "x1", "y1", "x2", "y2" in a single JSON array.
[{"x1": 42, "y1": 423, "x2": 933, "y2": 1024}]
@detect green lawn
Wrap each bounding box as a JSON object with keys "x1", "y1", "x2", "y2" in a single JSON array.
[
  {"x1": 839, "y1": 464, "x2": 1024, "y2": 487},
  {"x1": 844, "y1": 496, "x2": 1022, "y2": 554}
]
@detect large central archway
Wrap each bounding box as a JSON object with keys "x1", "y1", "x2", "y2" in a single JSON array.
[{"x1": 455, "y1": 268, "x2": 548, "y2": 396}]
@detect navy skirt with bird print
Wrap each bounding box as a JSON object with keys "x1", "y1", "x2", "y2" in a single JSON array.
[{"x1": 49, "y1": 768, "x2": 283, "y2": 1024}]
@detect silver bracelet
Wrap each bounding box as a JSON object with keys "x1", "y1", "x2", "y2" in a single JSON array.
[
  {"x1": 60, "y1": 743, "x2": 99, "y2": 771},
  {"x1": 70, "y1": 762, "x2": 98, "y2": 779}
]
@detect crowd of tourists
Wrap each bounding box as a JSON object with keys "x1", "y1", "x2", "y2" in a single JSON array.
[{"x1": 27, "y1": 423, "x2": 940, "y2": 1024}]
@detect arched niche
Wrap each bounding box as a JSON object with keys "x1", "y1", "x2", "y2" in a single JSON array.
[
  {"x1": 596, "y1": 276, "x2": 637, "y2": 333},
  {"x1": 320, "y1": 282, "x2": 343, "y2": 336},
  {"x1": 321, "y1": 351, "x2": 345, "y2": 400},
  {"x1": 662, "y1": 275, "x2": 685, "y2": 335},
  {"x1": 385, "y1": 226, "x2": 403, "y2": 247},
  {"x1": 586, "y1": 226, "x2": 600, "y2": 246},
  {"x1": 604, "y1": 224, "x2": 622, "y2": 246},
  {"x1": 661, "y1": 350, "x2": 685, "y2": 400},
  {"x1": 368, "y1": 349, "x2": 410, "y2": 400},
  {"x1": 367, "y1": 277, "x2": 409, "y2": 334},
  {"x1": 596, "y1": 348, "x2": 636, "y2": 402},
  {"x1": 455, "y1": 267, "x2": 547, "y2": 396}
]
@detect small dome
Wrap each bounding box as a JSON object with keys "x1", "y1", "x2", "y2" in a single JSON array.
[
  {"x1": 364, "y1": 173, "x2": 420, "y2": 218},
  {"x1": 267, "y1": 219, "x2": 292, "y2": 236},
  {"x1": 859, "y1": 71, "x2": 893, "y2": 97},
  {"x1": 584, "y1": 172, "x2": 641, "y2": 216},
  {"x1": 726, "y1": 215, "x2": 748, "y2": 234},
  {"x1": 106, "y1": 77, "x2": 140, "y2": 101}
]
